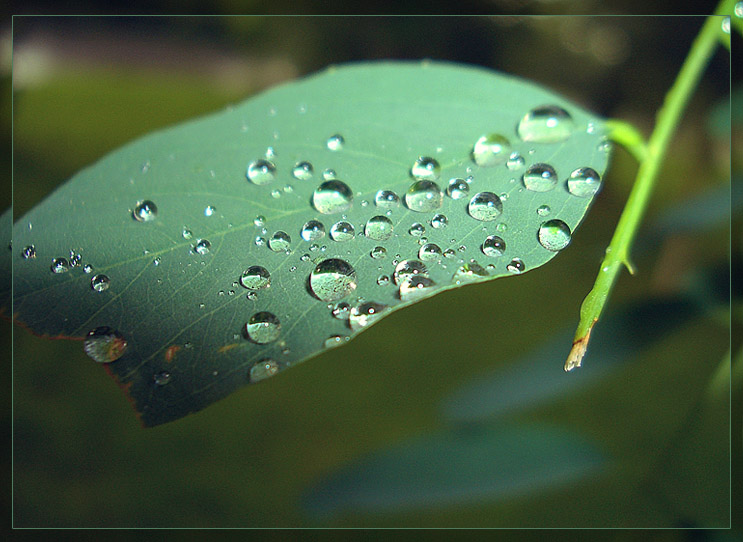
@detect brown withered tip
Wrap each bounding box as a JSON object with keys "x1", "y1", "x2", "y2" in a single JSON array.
[{"x1": 565, "y1": 319, "x2": 597, "y2": 372}]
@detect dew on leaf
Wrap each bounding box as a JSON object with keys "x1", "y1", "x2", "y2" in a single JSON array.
[
  {"x1": 331, "y1": 301, "x2": 351, "y2": 320},
  {"x1": 418, "y1": 243, "x2": 442, "y2": 261},
  {"x1": 254, "y1": 215, "x2": 266, "y2": 227},
  {"x1": 567, "y1": 167, "x2": 602, "y2": 197},
  {"x1": 537, "y1": 205, "x2": 551, "y2": 216},
  {"x1": 376, "y1": 274, "x2": 390, "y2": 286},
  {"x1": 365, "y1": 215, "x2": 394, "y2": 241},
  {"x1": 405, "y1": 180, "x2": 443, "y2": 212},
  {"x1": 452, "y1": 262, "x2": 489, "y2": 284},
  {"x1": 240, "y1": 266, "x2": 271, "y2": 290},
  {"x1": 349, "y1": 301, "x2": 388, "y2": 331},
  {"x1": 21, "y1": 245, "x2": 35, "y2": 259},
  {"x1": 132, "y1": 200, "x2": 157, "y2": 222},
  {"x1": 538, "y1": 219, "x2": 572, "y2": 251},
  {"x1": 182, "y1": 228, "x2": 193, "y2": 240},
  {"x1": 204, "y1": 205, "x2": 216, "y2": 217},
  {"x1": 507, "y1": 258, "x2": 526, "y2": 274},
  {"x1": 193, "y1": 239, "x2": 211, "y2": 254},
  {"x1": 324, "y1": 335, "x2": 350, "y2": 349},
  {"x1": 309, "y1": 258, "x2": 358, "y2": 302},
  {"x1": 312, "y1": 180, "x2": 354, "y2": 214},
  {"x1": 430, "y1": 213, "x2": 448, "y2": 229},
  {"x1": 393, "y1": 259, "x2": 428, "y2": 285},
  {"x1": 301, "y1": 220, "x2": 326, "y2": 242},
  {"x1": 326, "y1": 134, "x2": 345, "y2": 151},
  {"x1": 472, "y1": 134, "x2": 511, "y2": 166},
  {"x1": 408, "y1": 222, "x2": 426, "y2": 237},
  {"x1": 247, "y1": 159, "x2": 276, "y2": 185},
  {"x1": 250, "y1": 358, "x2": 280, "y2": 382},
  {"x1": 370, "y1": 246, "x2": 387, "y2": 259},
  {"x1": 446, "y1": 178, "x2": 470, "y2": 200},
  {"x1": 506, "y1": 152, "x2": 525, "y2": 170},
  {"x1": 374, "y1": 189, "x2": 400, "y2": 208},
  {"x1": 245, "y1": 312, "x2": 282, "y2": 344},
  {"x1": 268, "y1": 231, "x2": 292, "y2": 252},
  {"x1": 329, "y1": 221, "x2": 355, "y2": 242},
  {"x1": 399, "y1": 275, "x2": 436, "y2": 301},
  {"x1": 51, "y1": 258, "x2": 69, "y2": 274},
  {"x1": 517, "y1": 105, "x2": 574, "y2": 143},
  {"x1": 84, "y1": 327, "x2": 127, "y2": 363},
  {"x1": 292, "y1": 161, "x2": 314, "y2": 180},
  {"x1": 523, "y1": 163, "x2": 558, "y2": 192},
  {"x1": 468, "y1": 192, "x2": 503, "y2": 221},
  {"x1": 154, "y1": 371, "x2": 172, "y2": 386},
  {"x1": 482, "y1": 235, "x2": 506, "y2": 257},
  {"x1": 322, "y1": 169, "x2": 337, "y2": 180},
  {"x1": 91, "y1": 274, "x2": 110, "y2": 292},
  {"x1": 411, "y1": 156, "x2": 441, "y2": 181},
  {"x1": 83, "y1": 264, "x2": 93, "y2": 274}
]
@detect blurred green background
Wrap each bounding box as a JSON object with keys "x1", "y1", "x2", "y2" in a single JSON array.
[{"x1": 7, "y1": 14, "x2": 738, "y2": 531}]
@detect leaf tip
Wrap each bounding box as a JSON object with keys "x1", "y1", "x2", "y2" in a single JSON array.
[{"x1": 565, "y1": 319, "x2": 597, "y2": 372}]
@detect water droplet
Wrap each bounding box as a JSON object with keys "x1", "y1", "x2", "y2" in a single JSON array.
[
  {"x1": 271, "y1": 189, "x2": 281, "y2": 199},
  {"x1": 349, "y1": 301, "x2": 388, "y2": 331},
  {"x1": 245, "y1": 312, "x2": 281, "y2": 344},
  {"x1": 537, "y1": 204, "x2": 551, "y2": 216},
  {"x1": 204, "y1": 205, "x2": 216, "y2": 217},
  {"x1": 182, "y1": 228, "x2": 193, "y2": 240},
  {"x1": 567, "y1": 167, "x2": 602, "y2": 197},
  {"x1": 399, "y1": 275, "x2": 436, "y2": 301},
  {"x1": 517, "y1": 105, "x2": 574, "y2": 143},
  {"x1": 132, "y1": 200, "x2": 157, "y2": 222},
  {"x1": 370, "y1": 246, "x2": 387, "y2": 259},
  {"x1": 377, "y1": 274, "x2": 390, "y2": 286},
  {"x1": 310, "y1": 258, "x2": 358, "y2": 302},
  {"x1": 443, "y1": 248, "x2": 456, "y2": 258},
  {"x1": 374, "y1": 189, "x2": 400, "y2": 208},
  {"x1": 329, "y1": 221, "x2": 355, "y2": 242},
  {"x1": 246, "y1": 291, "x2": 257, "y2": 301},
  {"x1": 326, "y1": 134, "x2": 345, "y2": 151},
  {"x1": 430, "y1": 214, "x2": 448, "y2": 229},
  {"x1": 496, "y1": 223, "x2": 508, "y2": 233},
  {"x1": 254, "y1": 215, "x2": 266, "y2": 227},
  {"x1": 452, "y1": 262, "x2": 489, "y2": 284},
  {"x1": 506, "y1": 152, "x2": 526, "y2": 170},
  {"x1": 722, "y1": 16, "x2": 731, "y2": 33},
  {"x1": 365, "y1": 215, "x2": 394, "y2": 241},
  {"x1": 51, "y1": 258, "x2": 69, "y2": 273},
  {"x1": 84, "y1": 327, "x2": 127, "y2": 363},
  {"x1": 408, "y1": 222, "x2": 426, "y2": 237},
  {"x1": 292, "y1": 161, "x2": 314, "y2": 180},
  {"x1": 21, "y1": 245, "x2": 35, "y2": 259},
  {"x1": 405, "y1": 180, "x2": 443, "y2": 212},
  {"x1": 472, "y1": 134, "x2": 511, "y2": 166},
  {"x1": 331, "y1": 301, "x2": 351, "y2": 320},
  {"x1": 393, "y1": 259, "x2": 428, "y2": 285},
  {"x1": 522, "y1": 163, "x2": 558, "y2": 192},
  {"x1": 91, "y1": 274, "x2": 110, "y2": 292},
  {"x1": 468, "y1": 192, "x2": 503, "y2": 221},
  {"x1": 538, "y1": 219, "x2": 572, "y2": 251},
  {"x1": 324, "y1": 335, "x2": 350, "y2": 349},
  {"x1": 507, "y1": 258, "x2": 526, "y2": 274},
  {"x1": 322, "y1": 169, "x2": 337, "y2": 180},
  {"x1": 736, "y1": 1, "x2": 743, "y2": 17},
  {"x1": 312, "y1": 180, "x2": 354, "y2": 214},
  {"x1": 250, "y1": 358, "x2": 280, "y2": 382},
  {"x1": 268, "y1": 231, "x2": 291, "y2": 252},
  {"x1": 446, "y1": 178, "x2": 470, "y2": 200},
  {"x1": 301, "y1": 220, "x2": 326, "y2": 242},
  {"x1": 481, "y1": 235, "x2": 506, "y2": 257},
  {"x1": 83, "y1": 264, "x2": 93, "y2": 274},
  {"x1": 240, "y1": 265, "x2": 271, "y2": 290},
  {"x1": 247, "y1": 159, "x2": 276, "y2": 185},
  {"x1": 193, "y1": 239, "x2": 211, "y2": 255},
  {"x1": 255, "y1": 236, "x2": 267, "y2": 247},
  {"x1": 597, "y1": 140, "x2": 612, "y2": 153},
  {"x1": 411, "y1": 156, "x2": 441, "y2": 181},
  {"x1": 154, "y1": 371, "x2": 171, "y2": 386},
  {"x1": 418, "y1": 243, "x2": 442, "y2": 261}
]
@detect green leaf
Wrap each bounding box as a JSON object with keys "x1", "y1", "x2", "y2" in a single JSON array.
[{"x1": 9, "y1": 61, "x2": 610, "y2": 426}]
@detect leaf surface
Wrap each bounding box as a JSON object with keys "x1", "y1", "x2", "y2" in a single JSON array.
[{"x1": 9, "y1": 61, "x2": 610, "y2": 426}]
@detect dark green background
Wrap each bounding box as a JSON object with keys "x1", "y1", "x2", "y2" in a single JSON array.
[{"x1": 8, "y1": 15, "x2": 737, "y2": 530}]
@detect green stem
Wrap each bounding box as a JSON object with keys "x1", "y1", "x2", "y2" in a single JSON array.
[{"x1": 566, "y1": 2, "x2": 732, "y2": 371}]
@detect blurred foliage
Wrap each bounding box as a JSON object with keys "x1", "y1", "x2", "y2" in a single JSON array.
[{"x1": 8, "y1": 14, "x2": 736, "y2": 530}]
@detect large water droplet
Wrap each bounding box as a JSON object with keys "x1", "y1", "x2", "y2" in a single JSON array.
[
  {"x1": 452, "y1": 262, "x2": 489, "y2": 284},
  {"x1": 21, "y1": 245, "x2": 36, "y2": 259},
  {"x1": 326, "y1": 134, "x2": 345, "y2": 151},
  {"x1": 418, "y1": 243, "x2": 442, "y2": 261},
  {"x1": 292, "y1": 161, "x2": 314, "y2": 180},
  {"x1": 482, "y1": 235, "x2": 506, "y2": 257},
  {"x1": 245, "y1": 312, "x2": 281, "y2": 344},
  {"x1": 91, "y1": 274, "x2": 110, "y2": 292},
  {"x1": 538, "y1": 219, "x2": 572, "y2": 251},
  {"x1": 133, "y1": 200, "x2": 157, "y2": 222},
  {"x1": 446, "y1": 178, "x2": 470, "y2": 200},
  {"x1": 250, "y1": 358, "x2": 280, "y2": 382},
  {"x1": 405, "y1": 180, "x2": 443, "y2": 212},
  {"x1": 393, "y1": 259, "x2": 428, "y2": 285},
  {"x1": 309, "y1": 258, "x2": 358, "y2": 302},
  {"x1": 193, "y1": 239, "x2": 211, "y2": 254},
  {"x1": 399, "y1": 275, "x2": 436, "y2": 301},
  {"x1": 240, "y1": 266, "x2": 271, "y2": 290},
  {"x1": 247, "y1": 159, "x2": 276, "y2": 185},
  {"x1": 523, "y1": 163, "x2": 558, "y2": 192},
  {"x1": 567, "y1": 167, "x2": 602, "y2": 197},
  {"x1": 329, "y1": 221, "x2": 355, "y2": 242},
  {"x1": 301, "y1": 220, "x2": 326, "y2": 242},
  {"x1": 365, "y1": 215, "x2": 394, "y2": 241},
  {"x1": 472, "y1": 134, "x2": 511, "y2": 166},
  {"x1": 349, "y1": 301, "x2": 388, "y2": 331},
  {"x1": 468, "y1": 192, "x2": 503, "y2": 221},
  {"x1": 374, "y1": 189, "x2": 400, "y2": 208},
  {"x1": 312, "y1": 180, "x2": 354, "y2": 214},
  {"x1": 51, "y1": 258, "x2": 69, "y2": 273},
  {"x1": 517, "y1": 105, "x2": 574, "y2": 143},
  {"x1": 430, "y1": 213, "x2": 448, "y2": 229},
  {"x1": 84, "y1": 326, "x2": 127, "y2": 363},
  {"x1": 268, "y1": 231, "x2": 292, "y2": 252}
]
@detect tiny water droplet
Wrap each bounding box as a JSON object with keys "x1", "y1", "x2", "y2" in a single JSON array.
[
  {"x1": 370, "y1": 246, "x2": 387, "y2": 259},
  {"x1": 468, "y1": 192, "x2": 503, "y2": 221},
  {"x1": 301, "y1": 220, "x2": 326, "y2": 242},
  {"x1": 365, "y1": 215, "x2": 394, "y2": 241},
  {"x1": 506, "y1": 152, "x2": 525, "y2": 170},
  {"x1": 240, "y1": 265, "x2": 271, "y2": 290},
  {"x1": 245, "y1": 312, "x2": 281, "y2": 344},
  {"x1": 330, "y1": 221, "x2": 355, "y2": 242},
  {"x1": 430, "y1": 214, "x2": 448, "y2": 229},
  {"x1": 408, "y1": 222, "x2": 426, "y2": 237},
  {"x1": 51, "y1": 258, "x2": 69, "y2": 274},
  {"x1": 399, "y1": 275, "x2": 436, "y2": 301},
  {"x1": 154, "y1": 371, "x2": 172, "y2": 386},
  {"x1": 83, "y1": 264, "x2": 93, "y2": 274},
  {"x1": 567, "y1": 167, "x2": 602, "y2": 197},
  {"x1": 322, "y1": 168, "x2": 337, "y2": 180},
  {"x1": 332, "y1": 301, "x2": 351, "y2": 320},
  {"x1": 247, "y1": 159, "x2": 276, "y2": 185},
  {"x1": 374, "y1": 189, "x2": 400, "y2": 208},
  {"x1": 537, "y1": 204, "x2": 551, "y2": 216},
  {"x1": 254, "y1": 215, "x2": 266, "y2": 227},
  {"x1": 324, "y1": 335, "x2": 350, "y2": 349},
  {"x1": 376, "y1": 274, "x2": 390, "y2": 286},
  {"x1": 507, "y1": 258, "x2": 526, "y2": 274},
  {"x1": 443, "y1": 248, "x2": 456, "y2": 258},
  {"x1": 406, "y1": 180, "x2": 443, "y2": 212},
  {"x1": 255, "y1": 236, "x2": 267, "y2": 247},
  {"x1": 418, "y1": 243, "x2": 442, "y2": 261},
  {"x1": 21, "y1": 245, "x2": 36, "y2": 259},
  {"x1": 204, "y1": 205, "x2": 216, "y2": 217},
  {"x1": 446, "y1": 178, "x2": 470, "y2": 200},
  {"x1": 735, "y1": 1, "x2": 743, "y2": 17},
  {"x1": 292, "y1": 161, "x2": 314, "y2": 180},
  {"x1": 310, "y1": 258, "x2": 358, "y2": 302},
  {"x1": 91, "y1": 274, "x2": 110, "y2": 292},
  {"x1": 472, "y1": 134, "x2": 511, "y2": 166},
  {"x1": 326, "y1": 134, "x2": 345, "y2": 151},
  {"x1": 523, "y1": 163, "x2": 558, "y2": 192},
  {"x1": 452, "y1": 262, "x2": 489, "y2": 284},
  {"x1": 496, "y1": 223, "x2": 508, "y2": 233},
  {"x1": 193, "y1": 239, "x2": 211, "y2": 254},
  {"x1": 349, "y1": 301, "x2": 388, "y2": 331},
  {"x1": 538, "y1": 219, "x2": 572, "y2": 251},
  {"x1": 133, "y1": 200, "x2": 157, "y2": 222},
  {"x1": 722, "y1": 16, "x2": 730, "y2": 33},
  {"x1": 268, "y1": 231, "x2": 291, "y2": 252},
  {"x1": 84, "y1": 327, "x2": 127, "y2": 363},
  {"x1": 182, "y1": 228, "x2": 193, "y2": 239},
  {"x1": 517, "y1": 105, "x2": 574, "y2": 143},
  {"x1": 411, "y1": 156, "x2": 441, "y2": 181},
  {"x1": 312, "y1": 180, "x2": 354, "y2": 214},
  {"x1": 481, "y1": 235, "x2": 506, "y2": 257},
  {"x1": 246, "y1": 291, "x2": 258, "y2": 301},
  {"x1": 271, "y1": 189, "x2": 281, "y2": 199},
  {"x1": 250, "y1": 358, "x2": 280, "y2": 382}
]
